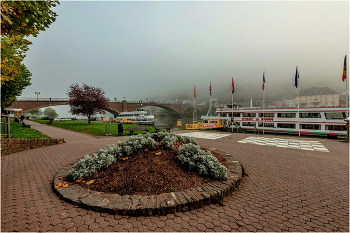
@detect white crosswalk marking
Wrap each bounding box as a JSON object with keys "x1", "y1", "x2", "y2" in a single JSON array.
[
  {"x1": 237, "y1": 136, "x2": 329, "y2": 152},
  {"x1": 176, "y1": 132, "x2": 230, "y2": 140}
]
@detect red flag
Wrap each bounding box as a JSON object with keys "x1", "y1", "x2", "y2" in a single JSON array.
[
  {"x1": 262, "y1": 72, "x2": 266, "y2": 91},
  {"x1": 194, "y1": 85, "x2": 196, "y2": 98},
  {"x1": 343, "y1": 55, "x2": 347, "y2": 82},
  {"x1": 232, "y1": 78, "x2": 235, "y2": 94}
]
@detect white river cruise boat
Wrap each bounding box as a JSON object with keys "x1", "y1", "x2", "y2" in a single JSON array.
[
  {"x1": 116, "y1": 109, "x2": 155, "y2": 125},
  {"x1": 201, "y1": 106, "x2": 348, "y2": 136}
]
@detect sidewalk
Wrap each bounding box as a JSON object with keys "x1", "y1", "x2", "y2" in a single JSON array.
[{"x1": 1, "y1": 122, "x2": 349, "y2": 232}]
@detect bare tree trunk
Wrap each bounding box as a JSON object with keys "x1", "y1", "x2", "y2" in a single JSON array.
[{"x1": 88, "y1": 114, "x2": 91, "y2": 124}]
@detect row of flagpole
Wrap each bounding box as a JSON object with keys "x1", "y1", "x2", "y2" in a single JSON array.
[{"x1": 193, "y1": 55, "x2": 348, "y2": 134}]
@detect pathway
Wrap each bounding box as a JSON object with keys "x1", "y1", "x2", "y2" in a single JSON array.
[{"x1": 1, "y1": 122, "x2": 349, "y2": 232}]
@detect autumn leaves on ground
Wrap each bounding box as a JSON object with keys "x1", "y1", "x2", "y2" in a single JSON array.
[{"x1": 55, "y1": 144, "x2": 227, "y2": 196}]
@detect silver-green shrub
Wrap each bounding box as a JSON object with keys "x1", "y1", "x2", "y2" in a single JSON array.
[
  {"x1": 160, "y1": 135, "x2": 177, "y2": 150},
  {"x1": 65, "y1": 132, "x2": 218, "y2": 182},
  {"x1": 177, "y1": 143, "x2": 227, "y2": 180}
]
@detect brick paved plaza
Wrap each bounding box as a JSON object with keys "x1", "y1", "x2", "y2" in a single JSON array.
[{"x1": 1, "y1": 121, "x2": 349, "y2": 232}]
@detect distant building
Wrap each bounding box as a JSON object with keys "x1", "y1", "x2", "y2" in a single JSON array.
[{"x1": 294, "y1": 87, "x2": 339, "y2": 107}]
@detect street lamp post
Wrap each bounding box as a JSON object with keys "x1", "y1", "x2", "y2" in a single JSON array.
[{"x1": 35, "y1": 92, "x2": 40, "y2": 101}]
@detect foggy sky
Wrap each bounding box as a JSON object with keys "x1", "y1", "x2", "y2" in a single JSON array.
[{"x1": 19, "y1": 1, "x2": 349, "y2": 116}]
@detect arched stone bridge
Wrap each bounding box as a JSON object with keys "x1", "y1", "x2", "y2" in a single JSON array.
[{"x1": 9, "y1": 98, "x2": 204, "y2": 117}]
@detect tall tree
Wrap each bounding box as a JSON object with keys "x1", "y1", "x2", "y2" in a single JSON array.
[
  {"x1": 0, "y1": 1, "x2": 59, "y2": 109},
  {"x1": 43, "y1": 107, "x2": 58, "y2": 118},
  {"x1": 67, "y1": 83, "x2": 110, "y2": 124}
]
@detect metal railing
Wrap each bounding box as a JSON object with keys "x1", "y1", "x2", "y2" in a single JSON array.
[
  {"x1": 15, "y1": 97, "x2": 69, "y2": 101},
  {"x1": 1, "y1": 115, "x2": 11, "y2": 138}
]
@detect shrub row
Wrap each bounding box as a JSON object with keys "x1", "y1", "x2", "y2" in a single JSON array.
[{"x1": 65, "y1": 132, "x2": 227, "y2": 182}]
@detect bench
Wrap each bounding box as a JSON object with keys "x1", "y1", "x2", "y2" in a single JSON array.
[
  {"x1": 127, "y1": 126, "x2": 150, "y2": 135},
  {"x1": 154, "y1": 125, "x2": 170, "y2": 133},
  {"x1": 47, "y1": 119, "x2": 54, "y2": 124},
  {"x1": 22, "y1": 122, "x2": 31, "y2": 128}
]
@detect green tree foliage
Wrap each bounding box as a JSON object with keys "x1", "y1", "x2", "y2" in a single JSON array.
[
  {"x1": 29, "y1": 109, "x2": 42, "y2": 117},
  {"x1": 1, "y1": 63, "x2": 31, "y2": 109},
  {"x1": 1, "y1": 36, "x2": 31, "y2": 83},
  {"x1": 1, "y1": 1, "x2": 59, "y2": 38},
  {"x1": 43, "y1": 107, "x2": 58, "y2": 118}
]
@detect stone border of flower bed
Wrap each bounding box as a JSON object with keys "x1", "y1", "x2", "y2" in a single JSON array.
[{"x1": 53, "y1": 149, "x2": 243, "y2": 216}]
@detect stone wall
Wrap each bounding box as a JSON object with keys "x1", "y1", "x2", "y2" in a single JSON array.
[{"x1": 1, "y1": 138, "x2": 64, "y2": 155}]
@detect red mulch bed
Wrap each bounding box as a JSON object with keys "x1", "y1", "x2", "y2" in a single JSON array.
[{"x1": 78, "y1": 146, "x2": 227, "y2": 196}]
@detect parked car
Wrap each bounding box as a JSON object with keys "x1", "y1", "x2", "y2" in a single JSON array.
[
  {"x1": 54, "y1": 118, "x2": 71, "y2": 121},
  {"x1": 41, "y1": 117, "x2": 50, "y2": 120}
]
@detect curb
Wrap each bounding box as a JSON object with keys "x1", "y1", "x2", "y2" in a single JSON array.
[{"x1": 53, "y1": 150, "x2": 243, "y2": 216}]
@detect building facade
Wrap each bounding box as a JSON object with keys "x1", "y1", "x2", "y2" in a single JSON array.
[{"x1": 294, "y1": 87, "x2": 339, "y2": 107}]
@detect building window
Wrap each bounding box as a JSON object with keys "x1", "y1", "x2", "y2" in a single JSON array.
[
  {"x1": 258, "y1": 113, "x2": 274, "y2": 117},
  {"x1": 277, "y1": 113, "x2": 296, "y2": 118},
  {"x1": 242, "y1": 122, "x2": 255, "y2": 127},
  {"x1": 228, "y1": 113, "x2": 240, "y2": 117},
  {"x1": 326, "y1": 125, "x2": 346, "y2": 131},
  {"x1": 331, "y1": 102, "x2": 335, "y2": 105},
  {"x1": 277, "y1": 123, "x2": 296, "y2": 129},
  {"x1": 314, "y1": 98, "x2": 317, "y2": 101},
  {"x1": 299, "y1": 113, "x2": 321, "y2": 118},
  {"x1": 300, "y1": 124, "x2": 321, "y2": 130},
  {"x1": 242, "y1": 113, "x2": 256, "y2": 117},
  {"x1": 258, "y1": 123, "x2": 274, "y2": 127}
]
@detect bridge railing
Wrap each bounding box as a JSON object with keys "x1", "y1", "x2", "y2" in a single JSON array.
[{"x1": 15, "y1": 97, "x2": 69, "y2": 101}]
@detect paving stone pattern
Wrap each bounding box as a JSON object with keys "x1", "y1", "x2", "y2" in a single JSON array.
[
  {"x1": 1, "y1": 123, "x2": 349, "y2": 232},
  {"x1": 238, "y1": 136, "x2": 330, "y2": 152}
]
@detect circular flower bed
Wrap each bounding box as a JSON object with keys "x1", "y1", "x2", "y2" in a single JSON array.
[{"x1": 64, "y1": 132, "x2": 228, "y2": 183}]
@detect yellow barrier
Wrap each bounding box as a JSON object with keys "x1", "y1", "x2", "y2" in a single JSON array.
[{"x1": 186, "y1": 119, "x2": 223, "y2": 130}]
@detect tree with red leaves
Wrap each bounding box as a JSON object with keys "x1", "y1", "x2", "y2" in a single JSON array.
[{"x1": 67, "y1": 83, "x2": 110, "y2": 124}]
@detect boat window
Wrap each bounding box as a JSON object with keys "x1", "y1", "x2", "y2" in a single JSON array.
[
  {"x1": 299, "y1": 113, "x2": 321, "y2": 118},
  {"x1": 258, "y1": 123, "x2": 274, "y2": 127},
  {"x1": 300, "y1": 124, "x2": 321, "y2": 130},
  {"x1": 324, "y1": 112, "x2": 345, "y2": 119},
  {"x1": 228, "y1": 113, "x2": 240, "y2": 117},
  {"x1": 326, "y1": 125, "x2": 346, "y2": 131},
  {"x1": 242, "y1": 113, "x2": 256, "y2": 117},
  {"x1": 258, "y1": 113, "x2": 274, "y2": 117},
  {"x1": 242, "y1": 122, "x2": 255, "y2": 126},
  {"x1": 277, "y1": 123, "x2": 296, "y2": 129},
  {"x1": 277, "y1": 113, "x2": 296, "y2": 118}
]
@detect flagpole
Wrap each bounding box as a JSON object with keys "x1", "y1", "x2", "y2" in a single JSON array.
[
  {"x1": 232, "y1": 92, "x2": 233, "y2": 133},
  {"x1": 262, "y1": 72, "x2": 265, "y2": 135},
  {"x1": 193, "y1": 95, "x2": 195, "y2": 123},
  {"x1": 297, "y1": 67, "x2": 300, "y2": 137},
  {"x1": 346, "y1": 55, "x2": 348, "y2": 118}
]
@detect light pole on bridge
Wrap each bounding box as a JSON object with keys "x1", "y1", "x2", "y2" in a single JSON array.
[{"x1": 35, "y1": 92, "x2": 40, "y2": 101}]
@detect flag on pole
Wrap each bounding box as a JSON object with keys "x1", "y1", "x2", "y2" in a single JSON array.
[
  {"x1": 295, "y1": 67, "x2": 299, "y2": 88},
  {"x1": 232, "y1": 78, "x2": 235, "y2": 94},
  {"x1": 262, "y1": 72, "x2": 265, "y2": 91},
  {"x1": 343, "y1": 55, "x2": 347, "y2": 82},
  {"x1": 194, "y1": 85, "x2": 196, "y2": 98},
  {"x1": 209, "y1": 81, "x2": 212, "y2": 96}
]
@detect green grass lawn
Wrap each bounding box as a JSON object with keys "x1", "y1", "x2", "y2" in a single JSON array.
[
  {"x1": 30, "y1": 120, "x2": 157, "y2": 137},
  {"x1": 1, "y1": 120, "x2": 51, "y2": 139}
]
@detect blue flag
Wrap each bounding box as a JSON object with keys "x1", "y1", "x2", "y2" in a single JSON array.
[{"x1": 295, "y1": 67, "x2": 299, "y2": 88}]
